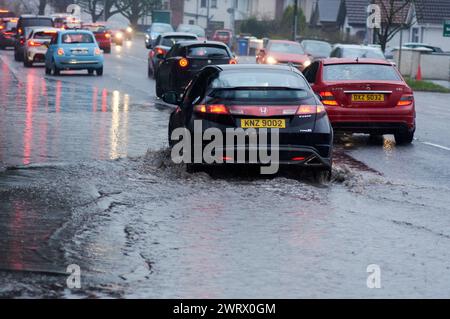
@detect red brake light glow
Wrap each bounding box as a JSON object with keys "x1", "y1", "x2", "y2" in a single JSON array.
[
  {"x1": 291, "y1": 157, "x2": 306, "y2": 162},
  {"x1": 57, "y1": 48, "x2": 65, "y2": 56},
  {"x1": 194, "y1": 104, "x2": 229, "y2": 114},
  {"x1": 296, "y1": 105, "x2": 325, "y2": 115},
  {"x1": 229, "y1": 59, "x2": 237, "y2": 64},
  {"x1": 320, "y1": 91, "x2": 338, "y2": 106},
  {"x1": 156, "y1": 47, "x2": 166, "y2": 56},
  {"x1": 27, "y1": 40, "x2": 42, "y2": 47}
]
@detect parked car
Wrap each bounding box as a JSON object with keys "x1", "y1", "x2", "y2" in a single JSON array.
[
  {"x1": 212, "y1": 29, "x2": 233, "y2": 47},
  {"x1": 82, "y1": 23, "x2": 111, "y2": 53},
  {"x1": 14, "y1": 15, "x2": 54, "y2": 61},
  {"x1": 403, "y1": 42, "x2": 444, "y2": 53},
  {"x1": 23, "y1": 27, "x2": 58, "y2": 67},
  {"x1": 148, "y1": 32, "x2": 198, "y2": 78},
  {"x1": 176, "y1": 24, "x2": 206, "y2": 41},
  {"x1": 145, "y1": 23, "x2": 174, "y2": 48},
  {"x1": 0, "y1": 17, "x2": 18, "y2": 49},
  {"x1": 155, "y1": 41, "x2": 236, "y2": 97},
  {"x1": 164, "y1": 64, "x2": 333, "y2": 180},
  {"x1": 303, "y1": 58, "x2": 415, "y2": 144},
  {"x1": 257, "y1": 40, "x2": 311, "y2": 71},
  {"x1": 330, "y1": 44, "x2": 386, "y2": 60},
  {"x1": 45, "y1": 30, "x2": 104, "y2": 76},
  {"x1": 300, "y1": 39, "x2": 332, "y2": 59}
]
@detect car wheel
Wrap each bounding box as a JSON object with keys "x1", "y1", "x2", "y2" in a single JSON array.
[
  {"x1": 52, "y1": 63, "x2": 60, "y2": 76},
  {"x1": 45, "y1": 66, "x2": 51, "y2": 75},
  {"x1": 147, "y1": 65, "x2": 153, "y2": 78},
  {"x1": 156, "y1": 82, "x2": 163, "y2": 98},
  {"x1": 96, "y1": 67, "x2": 103, "y2": 76},
  {"x1": 313, "y1": 169, "x2": 332, "y2": 184},
  {"x1": 23, "y1": 58, "x2": 32, "y2": 68},
  {"x1": 104, "y1": 48, "x2": 111, "y2": 54},
  {"x1": 186, "y1": 163, "x2": 201, "y2": 174},
  {"x1": 14, "y1": 49, "x2": 21, "y2": 62},
  {"x1": 395, "y1": 130, "x2": 414, "y2": 145}
]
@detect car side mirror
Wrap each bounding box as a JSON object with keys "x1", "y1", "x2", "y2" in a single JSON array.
[{"x1": 162, "y1": 91, "x2": 181, "y2": 105}]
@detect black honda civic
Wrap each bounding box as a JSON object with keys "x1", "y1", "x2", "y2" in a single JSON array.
[
  {"x1": 155, "y1": 40, "x2": 236, "y2": 98},
  {"x1": 163, "y1": 65, "x2": 333, "y2": 180}
]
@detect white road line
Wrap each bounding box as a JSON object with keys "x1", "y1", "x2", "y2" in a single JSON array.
[{"x1": 421, "y1": 142, "x2": 450, "y2": 151}]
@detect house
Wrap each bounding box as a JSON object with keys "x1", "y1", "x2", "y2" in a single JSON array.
[
  {"x1": 342, "y1": 0, "x2": 369, "y2": 41},
  {"x1": 310, "y1": 0, "x2": 346, "y2": 31}
]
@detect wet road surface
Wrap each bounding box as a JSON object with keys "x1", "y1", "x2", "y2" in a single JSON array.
[{"x1": 0, "y1": 37, "x2": 450, "y2": 298}]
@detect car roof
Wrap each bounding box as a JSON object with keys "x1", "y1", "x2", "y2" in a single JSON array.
[
  {"x1": 161, "y1": 32, "x2": 197, "y2": 38},
  {"x1": 59, "y1": 29, "x2": 93, "y2": 34},
  {"x1": 177, "y1": 40, "x2": 228, "y2": 47},
  {"x1": 321, "y1": 58, "x2": 392, "y2": 65},
  {"x1": 334, "y1": 44, "x2": 381, "y2": 50},
  {"x1": 301, "y1": 39, "x2": 329, "y2": 44},
  {"x1": 268, "y1": 39, "x2": 300, "y2": 45},
  {"x1": 19, "y1": 15, "x2": 52, "y2": 19},
  {"x1": 212, "y1": 64, "x2": 303, "y2": 74}
]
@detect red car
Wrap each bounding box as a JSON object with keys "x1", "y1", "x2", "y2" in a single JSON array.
[
  {"x1": 303, "y1": 58, "x2": 416, "y2": 144},
  {"x1": 82, "y1": 23, "x2": 111, "y2": 53},
  {"x1": 257, "y1": 40, "x2": 311, "y2": 71},
  {"x1": 212, "y1": 29, "x2": 232, "y2": 46}
]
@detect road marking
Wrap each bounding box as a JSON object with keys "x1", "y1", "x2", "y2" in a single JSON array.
[{"x1": 421, "y1": 142, "x2": 450, "y2": 151}]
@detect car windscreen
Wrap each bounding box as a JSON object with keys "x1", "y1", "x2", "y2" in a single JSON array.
[
  {"x1": 303, "y1": 42, "x2": 331, "y2": 56},
  {"x1": 161, "y1": 36, "x2": 196, "y2": 47},
  {"x1": 187, "y1": 46, "x2": 229, "y2": 58},
  {"x1": 323, "y1": 64, "x2": 401, "y2": 81},
  {"x1": 209, "y1": 69, "x2": 309, "y2": 102},
  {"x1": 178, "y1": 25, "x2": 205, "y2": 37},
  {"x1": 151, "y1": 24, "x2": 173, "y2": 33},
  {"x1": 342, "y1": 47, "x2": 385, "y2": 59},
  {"x1": 84, "y1": 26, "x2": 105, "y2": 33},
  {"x1": 22, "y1": 18, "x2": 53, "y2": 27},
  {"x1": 216, "y1": 31, "x2": 230, "y2": 36},
  {"x1": 62, "y1": 33, "x2": 94, "y2": 44},
  {"x1": 269, "y1": 42, "x2": 305, "y2": 54}
]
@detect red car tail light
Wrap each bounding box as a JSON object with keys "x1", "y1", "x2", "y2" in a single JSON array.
[
  {"x1": 105, "y1": 33, "x2": 111, "y2": 39},
  {"x1": 229, "y1": 59, "x2": 237, "y2": 64},
  {"x1": 319, "y1": 91, "x2": 338, "y2": 106},
  {"x1": 156, "y1": 47, "x2": 167, "y2": 56},
  {"x1": 296, "y1": 105, "x2": 325, "y2": 115},
  {"x1": 27, "y1": 40, "x2": 42, "y2": 47},
  {"x1": 57, "y1": 48, "x2": 65, "y2": 56},
  {"x1": 291, "y1": 156, "x2": 306, "y2": 161},
  {"x1": 19, "y1": 37, "x2": 25, "y2": 45},
  {"x1": 194, "y1": 104, "x2": 229, "y2": 115},
  {"x1": 179, "y1": 58, "x2": 189, "y2": 68},
  {"x1": 397, "y1": 94, "x2": 414, "y2": 106}
]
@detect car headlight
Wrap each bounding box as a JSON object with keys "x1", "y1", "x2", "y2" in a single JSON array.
[
  {"x1": 126, "y1": 27, "x2": 133, "y2": 33},
  {"x1": 266, "y1": 56, "x2": 277, "y2": 64},
  {"x1": 145, "y1": 34, "x2": 150, "y2": 39},
  {"x1": 115, "y1": 32, "x2": 123, "y2": 39},
  {"x1": 303, "y1": 59, "x2": 312, "y2": 68}
]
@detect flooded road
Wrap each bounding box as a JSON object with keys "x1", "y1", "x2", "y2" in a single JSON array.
[{"x1": 1, "y1": 38, "x2": 450, "y2": 298}]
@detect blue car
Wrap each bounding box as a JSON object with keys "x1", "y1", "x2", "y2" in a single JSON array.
[{"x1": 45, "y1": 30, "x2": 104, "y2": 76}]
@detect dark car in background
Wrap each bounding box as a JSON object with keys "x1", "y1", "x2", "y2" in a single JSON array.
[
  {"x1": 176, "y1": 24, "x2": 206, "y2": 41},
  {"x1": 145, "y1": 23, "x2": 174, "y2": 48},
  {"x1": 164, "y1": 64, "x2": 333, "y2": 180},
  {"x1": 155, "y1": 41, "x2": 236, "y2": 97},
  {"x1": 330, "y1": 44, "x2": 386, "y2": 60},
  {"x1": 14, "y1": 15, "x2": 54, "y2": 61},
  {"x1": 300, "y1": 39, "x2": 332, "y2": 59},
  {"x1": 148, "y1": 32, "x2": 198, "y2": 78},
  {"x1": 212, "y1": 29, "x2": 233, "y2": 47},
  {"x1": 82, "y1": 23, "x2": 111, "y2": 53},
  {"x1": 303, "y1": 58, "x2": 415, "y2": 144},
  {"x1": 0, "y1": 17, "x2": 18, "y2": 49}
]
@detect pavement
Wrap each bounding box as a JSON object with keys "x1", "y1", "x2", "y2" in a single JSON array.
[{"x1": 0, "y1": 37, "x2": 450, "y2": 298}]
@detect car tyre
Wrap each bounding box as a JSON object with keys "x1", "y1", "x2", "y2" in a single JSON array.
[
  {"x1": 52, "y1": 63, "x2": 60, "y2": 76},
  {"x1": 96, "y1": 67, "x2": 103, "y2": 76},
  {"x1": 88, "y1": 68, "x2": 94, "y2": 75},
  {"x1": 313, "y1": 169, "x2": 332, "y2": 184},
  {"x1": 148, "y1": 65, "x2": 153, "y2": 78},
  {"x1": 45, "y1": 66, "x2": 51, "y2": 75},
  {"x1": 104, "y1": 48, "x2": 111, "y2": 54},
  {"x1": 14, "y1": 49, "x2": 22, "y2": 62},
  {"x1": 24, "y1": 58, "x2": 33, "y2": 68},
  {"x1": 395, "y1": 130, "x2": 414, "y2": 145},
  {"x1": 156, "y1": 81, "x2": 163, "y2": 98}
]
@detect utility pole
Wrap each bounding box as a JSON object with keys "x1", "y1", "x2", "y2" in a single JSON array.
[
  {"x1": 206, "y1": 0, "x2": 210, "y2": 29},
  {"x1": 293, "y1": 0, "x2": 298, "y2": 41}
]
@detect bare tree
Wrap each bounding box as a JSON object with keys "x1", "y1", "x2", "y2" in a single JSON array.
[
  {"x1": 77, "y1": 0, "x2": 120, "y2": 22},
  {"x1": 373, "y1": 0, "x2": 416, "y2": 52},
  {"x1": 115, "y1": 0, "x2": 162, "y2": 27}
]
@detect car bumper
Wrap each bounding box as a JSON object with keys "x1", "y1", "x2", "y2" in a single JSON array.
[
  {"x1": 97, "y1": 41, "x2": 111, "y2": 50},
  {"x1": 26, "y1": 47, "x2": 48, "y2": 62},
  {"x1": 54, "y1": 56, "x2": 104, "y2": 69},
  {"x1": 326, "y1": 104, "x2": 416, "y2": 133}
]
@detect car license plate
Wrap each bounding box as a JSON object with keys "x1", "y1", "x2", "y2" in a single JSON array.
[
  {"x1": 241, "y1": 119, "x2": 286, "y2": 129},
  {"x1": 351, "y1": 94, "x2": 385, "y2": 102}
]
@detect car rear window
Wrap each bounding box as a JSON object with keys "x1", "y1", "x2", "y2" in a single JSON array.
[
  {"x1": 151, "y1": 24, "x2": 173, "y2": 33},
  {"x1": 162, "y1": 36, "x2": 196, "y2": 47},
  {"x1": 178, "y1": 25, "x2": 205, "y2": 37},
  {"x1": 84, "y1": 26, "x2": 105, "y2": 33},
  {"x1": 62, "y1": 33, "x2": 94, "y2": 44},
  {"x1": 187, "y1": 46, "x2": 229, "y2": 58},
  {"x1": 323, "y1": 64, "x2": 401, "y2": 81},
  {"x1": 217, "y1": 31, "x2": 230, "y2": 36},
  {"x1": 22, "y1": 18, "x2": 53, "y2": 27},
  {"x1": 33, "y1": 31, "x2": 56, "y2": 40},
  {"x1": 269, "y1": 42, "x2": 305, "y2": 54}
]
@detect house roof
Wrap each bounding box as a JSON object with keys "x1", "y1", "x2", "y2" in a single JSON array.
[
  {"x1": 374, "y1": 0, "x2": 411, "y2": 24},
  {"x1": 414, "y1": 0, "x2": 450, "y2": 24},
  {"x1": 345, "y1": 0, "x2": 369, "y2": 26},
  {"x1": 318, "y1": 0, "x2": 343, "y2": 22}
]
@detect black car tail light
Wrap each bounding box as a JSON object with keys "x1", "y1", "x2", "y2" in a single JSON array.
[{"x1": 194, "y1": 104, "x2": 229, "y2": 115}]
